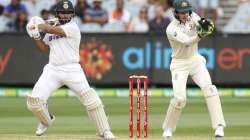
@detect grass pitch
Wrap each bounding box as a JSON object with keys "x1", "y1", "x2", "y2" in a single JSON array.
[{"x1": 0, "y1": 96, "x2": 250, "y2": 140}]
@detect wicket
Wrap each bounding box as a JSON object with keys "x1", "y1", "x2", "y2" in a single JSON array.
[{"x1": 129, "y1": 75, "x2": 148, "y2": 138}]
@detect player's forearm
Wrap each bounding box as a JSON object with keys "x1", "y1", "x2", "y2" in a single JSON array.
[
  {"x1": 184, "y1": 35, "x2": 200, "y2": 45},
  {"x1": 169, "y1": 32, "x2": 200, "y2": 45},
  {"x1": 38, "y1": 24, "x2": 66, "y2": 37},
  {"x1": 3, "y1": 12, "x2": 11, "y2": 17},
  {"x1": 34, "y1": 40, "x2": 49, "y2": 53}
]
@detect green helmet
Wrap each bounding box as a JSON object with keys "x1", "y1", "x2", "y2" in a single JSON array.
[{"x1": 173, "y1": 0, "x2": 192, "y2": 13}]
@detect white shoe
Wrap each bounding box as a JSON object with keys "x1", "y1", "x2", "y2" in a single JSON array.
[
  {"x1": 102, "y1": 130, "x2": 115, "y2": 140},
  {"x1": 35, "y1": 115, "x2": 55, "y2": 136},
  {"x1": 162, "y1": 129, "x2": 172, "y2": 138},
  {"x1": 215, "y1": 125, "x2": 224, "y2": 137}
]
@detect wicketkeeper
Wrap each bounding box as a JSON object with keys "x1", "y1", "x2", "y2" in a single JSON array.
[
  {"x1": 162, "y1": 0, "x2": 226, "y2": 138},
  {"x1": 25, "y1": 0, "x2": 115, "y2": 139}
]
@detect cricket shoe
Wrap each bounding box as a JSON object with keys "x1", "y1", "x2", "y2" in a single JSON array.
[
  {"x1": 162, "y1": 128, "x2": 173, "y2": 138},
  {"x1": 100, "y1": 130, "x2": 115, "y2": 140},
  {"x1": 35, "y1": 114, "x2": 55, "y2": 136},
  {"x1": 215, "y1": 125, "x2": 224, "y2": 137}
]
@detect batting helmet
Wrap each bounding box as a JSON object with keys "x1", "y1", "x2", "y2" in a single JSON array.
[{"x1": 55, "y1": 0, "x2": 75, "y2": 25}]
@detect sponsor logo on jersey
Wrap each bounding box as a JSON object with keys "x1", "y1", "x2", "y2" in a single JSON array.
[{"x1": 48, "y1": 35, "x2": 63, "y2": 41}]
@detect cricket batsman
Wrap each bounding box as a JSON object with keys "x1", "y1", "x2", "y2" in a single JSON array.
[
  {"x1": 25, "y1": 0, "x2": 115, "y2": 139},
  {"x1": 162, "y1": 0, "x2": 226, "y2": 138}
]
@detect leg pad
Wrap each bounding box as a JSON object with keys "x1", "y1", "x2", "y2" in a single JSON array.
[
  {"x1": 79, "y1": 88, "x2": 111, "y2": 135},
  {"x1": 162, "y1": 98, "x2": 186, "y2": 132},
  {"x1": 26, "y1": 95, "x2": 52, "y2": 126},
  {"x1": 203, "y1": 85, "x2": 226, "y2": 128}
]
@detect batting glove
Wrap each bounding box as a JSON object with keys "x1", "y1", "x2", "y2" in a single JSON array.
[
  {"x1": 26, "y1": 23, "x2": 41, "y2": 40},
  {"x1": 26, "y1": 16, "x2": 45, "y2": 40}
]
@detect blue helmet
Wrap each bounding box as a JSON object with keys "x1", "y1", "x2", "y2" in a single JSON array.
[{"x1": 55, "y1": 0, "x2": 75, "y2": 25}]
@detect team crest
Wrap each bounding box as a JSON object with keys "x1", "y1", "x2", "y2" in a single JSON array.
[
  {"x1": 181, "y1": 1, "x2": 188, "y2": 7},
  {"x1": 63, "y1": 2, "x2": 69, "y2": 9}
]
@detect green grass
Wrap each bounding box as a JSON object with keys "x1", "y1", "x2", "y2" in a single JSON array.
[{"x1": 0, "y1": 96, "x2": 250, "y2": 139}]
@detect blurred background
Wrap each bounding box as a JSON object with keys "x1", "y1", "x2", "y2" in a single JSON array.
[
  {"x1": 0, "y1": 0, "x2": 250, "y2": 139},
  {"x1": 1, "y1": 0, "x2": 250, "y2": 33}
]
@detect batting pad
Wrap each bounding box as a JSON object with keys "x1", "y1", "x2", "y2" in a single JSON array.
[
  {"x1": 162, "y1": 98, "x2": 186, "y2": 132},
  {"x1": 79, "y1": 88, "x2": 110, "y2": 135},
  {"x1": 203, "y1": 85, "x2": 226, "y2": 129},
  {"x1": 26, "y1": 95, "x2": 52, "y2": 126}
]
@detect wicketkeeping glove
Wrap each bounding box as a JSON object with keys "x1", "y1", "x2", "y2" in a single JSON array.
[{"x1": 197, "y1": 18, "x2": 215, "y2": 38}]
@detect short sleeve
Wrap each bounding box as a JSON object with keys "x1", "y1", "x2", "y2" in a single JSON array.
[
  {"x1": 85, "y1": 8, "x2": 92, "y2": 16},
  {"x1": 60, "y1": 23, "x2": 79, "y2": 38},
  {"x1": 4, "y1": 5, "x2": 11, "y2": 13},
  {"x1": 102, "y1": 10, "x2": 108, "y2": 18},
  {"x1": 20, "y1": 4, "x2": 27, "y2": 12}
]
